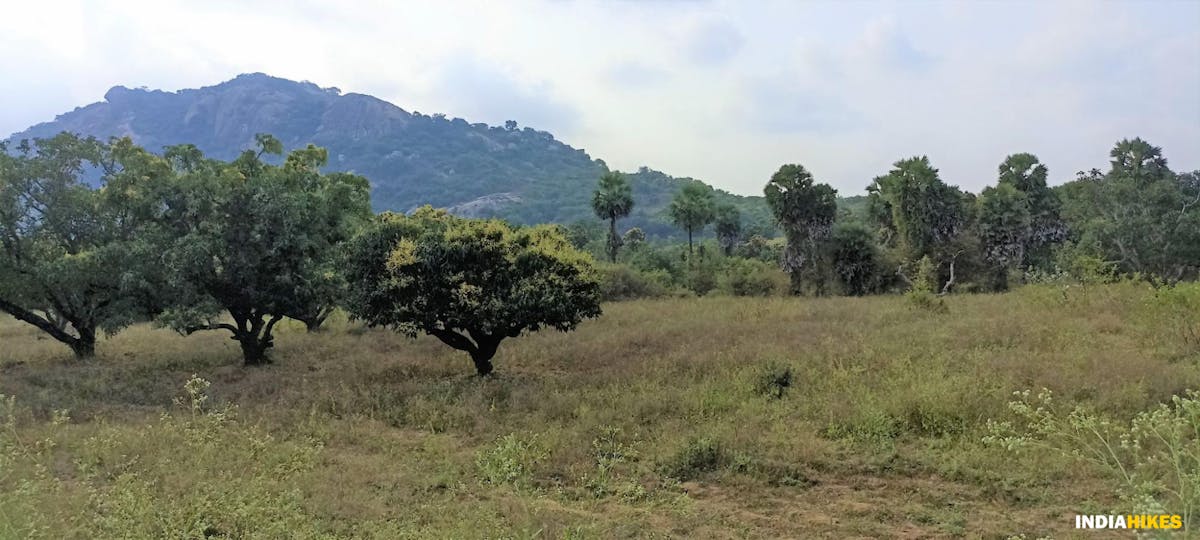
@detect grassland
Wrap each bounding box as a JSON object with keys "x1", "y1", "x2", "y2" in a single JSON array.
[{"x1": 1, "y1": 283, "x2": 1197, "y2": 538}]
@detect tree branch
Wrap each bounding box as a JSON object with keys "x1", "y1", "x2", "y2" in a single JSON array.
[{"x1": 427, "y1": 327, "x2": 478, "y2": 355}]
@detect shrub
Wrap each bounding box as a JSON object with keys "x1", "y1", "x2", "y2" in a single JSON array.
[
  {"x1": 475, "y1": 433, "x2": 546, "y2": 488},
  {"x1": 597, "y1": 264, "x2": 669, "y2": 301},
  {"x1": 750, "y1": 362, "x2": 793, "y2": 399},
  {"x1": 985, "y1": 389, "x2": 1200, "y2": 532},
  {"x1": 658, "y1": 438, "x2": 724, "y2": 481},
  {"x1": 720, "y1": 259, "x2": 789, "y2": 297}
]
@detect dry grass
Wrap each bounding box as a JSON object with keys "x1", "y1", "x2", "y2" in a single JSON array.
[{"x1": 1, "y1": 282, "x2": 1196, "y2": 538}]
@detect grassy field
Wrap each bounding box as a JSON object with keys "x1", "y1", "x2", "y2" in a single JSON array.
[{"x1": 1, "y1": 283, "x2": 1197, "y2": 538}]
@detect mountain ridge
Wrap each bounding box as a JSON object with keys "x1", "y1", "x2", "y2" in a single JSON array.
[{"x1": 8, "y1": 73, "x2": 776, "y2": 237}]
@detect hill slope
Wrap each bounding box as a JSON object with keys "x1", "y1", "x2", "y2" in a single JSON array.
[{"x1": 7, "y1": 73, "x2": 773, "y2": 236}]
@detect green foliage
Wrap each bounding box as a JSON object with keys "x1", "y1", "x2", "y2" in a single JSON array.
[
  {"x1": 868, "y1": 156, "x2": 969, "y2": 264},
  {"x1": 155, "y1": 135, "x2": 372, "y2": 365},
  {"x1": 985, "y1": 389, "x2": 1200, "y2": 533},
  {"x1": 658, "y1": 438, "x2": 724, "y2": 481},
  {"x1": 750, "y1": 362, "x2": 793, "y2": 399},
  {"x1": 1057, "y1": 139, "x2": 1199, "y2": 281},
  {"x1": 0, "y1": 134, "x2": 167, "y2": 358},
  {"x1": 764, "y1": 163, "x2": 838, "y2": 294},
  {"x1": 718, "y1": 258, "x2": 789, "y2": 297},
  {"x1": 344, "y1": 207, "x2": 602, "y2": 375},
  {"x1": 829, "y1": 222, "x2": 887, "y2": 295},
  {"x1": 476, "y1": 433, "x2": 547, "y2": 488},
  {"x1": 905, "y1": 256, "x2": 948, "y2": 313},
  {"x1": 977, "y1": 182, "x2": 1031, "y2": 289},
  {"x1": 596, "y1": 263, "x2": 670, "y2": 301},
  {"x1": 592, "y1": 171, "x2": 634, "y2": 263},
  {"x1": 669, "y1": 181, "x2": 716, "y2": 256},
  {"x1": 714, "y1": 204, "x2": 741, "y2": 256}
]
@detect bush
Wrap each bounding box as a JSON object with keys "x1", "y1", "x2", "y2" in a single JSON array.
[
  {"x1": 719, "y1": 259, "x2": 789, "y2": 297},
  {"x1": 750, "y1": 362, "x2": 793, "y2": 399},
  {"x1": 475, "y1": 433, "x2": 546, "y2": 488},
  {"x1": 658, "y1": 438, "x2": 724, "y2": 480},
  {"x1": 597, "y1": 263, "x2": 669, "y2": 301},
  {"x1": 985, "y1": 389, "x2": 1200, "y2": 531}
]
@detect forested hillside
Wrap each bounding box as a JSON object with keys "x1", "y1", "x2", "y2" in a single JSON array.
[{"x1": 7, "y1": 73, "x2": 774, "y2": 236}]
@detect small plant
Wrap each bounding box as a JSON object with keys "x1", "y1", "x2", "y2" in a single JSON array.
[
  {"x1": 904, "y1": 256, "x2": 949, "y2": 313},
  {"x1": 658, "y1": 438, "x2": 724, "y2": 481},
  {"x1": 750, "y1": 362, "x2": 793, "y2": 399},
  {"x1": 984, "y1": 389, "x2": 1200, "y2": 534},
  {"x1": 476, "y1": 433, "x2": 546, "y2": 488}
]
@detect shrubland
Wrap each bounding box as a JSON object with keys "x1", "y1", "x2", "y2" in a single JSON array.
[{"x1": 2, "y1": 281, "x2": 1198, "y2": 537}]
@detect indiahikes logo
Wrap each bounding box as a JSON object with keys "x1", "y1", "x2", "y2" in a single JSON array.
[{"x1": 1074, "y1": 514, "x2": 1183, "y2": 530}]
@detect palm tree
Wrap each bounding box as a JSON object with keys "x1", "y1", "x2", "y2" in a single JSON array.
[{"x1": 592, "y1": 171, "x2": 634, "y2": 263}]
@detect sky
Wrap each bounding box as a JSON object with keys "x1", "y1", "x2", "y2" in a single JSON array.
[{"x1": 1, "y1": 0, "x2": 1197, "y2": 196}]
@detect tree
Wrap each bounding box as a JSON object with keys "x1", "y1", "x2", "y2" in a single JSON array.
[
  {"x1": 277, "y1": 146, "x2": 373, "y2": 332},
  {"x1": 591, "y1": 171, "x2": 634, "y2": 263},
  {"x1": 714, "y1": 204, "x2": 741, "y2": 256},
  {"x1": 155, "y1": 135, "x2": 371, "y2": 365},
  {"x1": 996, "y1": 153, "x2": 1065, "y2": 269},
  {"x1": 763, "y1": 164, "x2": 838, "y2": 294},
  {"x1": 829, "y1": 222, "x2": 885, "y2": 296},
  {"x1": 867, "y1": 157, "x2": 971, "y2": 292},
  {"x1": 1057, "y1": 139, "x2": 1199, "y2": 281},
  {"x1": 622, "y1": 227, "x2": 646, "y2": 251},
  {"x1": 0, "y1": 134, "x2": 167, "y2": 358},
  {"x1": 669, "y1": 182, "x2": 715, "y2": 258},
  {"x1": 977, "y1": 183, "x2": 1031, "y2": 290},
  {"x1": 867, "y1": 157, "x2": 967, "y2": 263},
  {"x1": 344, "y1": 207, "x2": 602, "y2": 376}
]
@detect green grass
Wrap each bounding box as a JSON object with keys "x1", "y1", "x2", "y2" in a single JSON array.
[{"x1": 1, "y1": 282, "x2": 1197, "y2": 538}]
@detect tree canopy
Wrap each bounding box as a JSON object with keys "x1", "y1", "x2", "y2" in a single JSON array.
[
  {"x1": 344, "y1": 207, "x2": 602, "y2": 376},
  {"x1": 0, "y1": 134, "x2": 166, "y2": 357},
  {"x1": 764, "y1": 164, "x2": 838, "y2": 294},
  {"x1": 668, "y1": 182, "x2": 716, "y2": 257},
  {"x1": 155, "y1": 135, "x2": 371, "y2": 365},
  {"x1": 592, "y1": 171, "x2": 634, "y2": 263}
]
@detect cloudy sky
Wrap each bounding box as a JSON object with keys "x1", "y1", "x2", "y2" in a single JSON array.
[{"x1": 1, "y1": 0, "x2": 1197, "y2": 196}]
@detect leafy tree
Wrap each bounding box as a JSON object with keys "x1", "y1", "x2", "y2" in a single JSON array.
[
  {"x1": 829, "y1": 222, "x2": 885, "y2": 296},
  {"x1": 1057, "y1": 139, "x2": 1199, "y2": 281},
  {"x1": 0, "y1": 134, "x2": 167, "y2": 358},
  {"x1": 867, "y1": 157, "x2": 968, "y2": 263},
  {"x1": 764, "y1": 164, "x2": 838, "y2": 294},
  {"x1": 977, "y1": 183, "x2": 1031, "y2": 290},
  {"x1": 714, "y1": 204, "x2": 741, "y2": 256},
  {"x1": 867, "y1": 157, "x2": 971, "y2": 292},
  {"x1": 668, "y1": 182, "x2": 716, "y2": 258},
  {"x1": 276, "y1": 146, "x2": 373, "y2": 332},
  {"x1": 622, "y1": 227, "x2": 646, "y2": 251},
  {"x1": 592, "y1": 171, "x2": 634, "y2": 263},
  {"x1": 345, "y1": 207, "x2": 602, "y2": 376},
  {"x1": 155, "y1": 135, "x2": 371, "y2": 365},
  {"x1": 996, "y1": 153, "x2": 1065, "y2": 268}
]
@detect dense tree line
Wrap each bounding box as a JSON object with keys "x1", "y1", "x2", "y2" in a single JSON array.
[
  {"x1": 0, "y1": 133, "x2": 602, "y2": 373},
  {"x1": 2, "y1": 132, "x2": 1195, "y2": 369},
  {"x1": 589, "y1": 137, "x2": 1198, "y2": 298}
]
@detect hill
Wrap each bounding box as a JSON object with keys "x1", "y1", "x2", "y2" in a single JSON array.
[{"x1": 7, "y1": 73, "x2": 776, "y2": 236}]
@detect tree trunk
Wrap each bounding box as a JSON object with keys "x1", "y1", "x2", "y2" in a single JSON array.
[
  {"x1": 470, "y1": 350, "x2": 495, "y2": 376},
  {"x1": 687, "y1": 228, "x2": 694, "y2": 259},
  {"x1": 238, "y1": 335, "x2": 270, "y2": 366},
  {"x1": 232, "y1": 313, "x2": 280, "y2": 366},
  {"x1": 608, "y1": 217, "x2": 619, "y2": 263},
  {"x1": 0, "y1": 298, "x2": 96, "y2": 359},
  {"x1": 69, "y1": 325, "x2": 97, "y2": 359}
]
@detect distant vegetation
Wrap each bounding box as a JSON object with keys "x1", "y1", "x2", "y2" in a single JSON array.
[
  {"x1": 7, "y1": 73, "x2": 776, "y2": 237},
  {"x1": 1, "y1": 114, "x2": 1198, "y2": 535}
]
